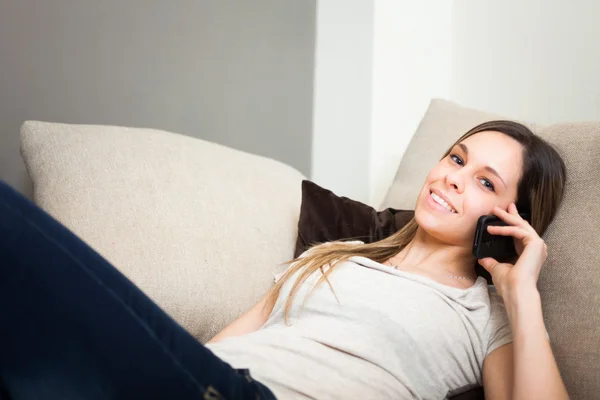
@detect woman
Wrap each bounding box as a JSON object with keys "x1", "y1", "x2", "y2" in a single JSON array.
[{"x1": 0, "y1": 121, "x2": 569, "y2": 399}]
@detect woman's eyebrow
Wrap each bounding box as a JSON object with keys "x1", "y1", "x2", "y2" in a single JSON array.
[{"x1": 456, "y1": 143, "x2": 507, "y2": 188}]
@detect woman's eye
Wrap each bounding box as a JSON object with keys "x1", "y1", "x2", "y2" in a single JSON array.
[
  {"x1": 479, "y1": 178, "x2": 495, "y2": 192},
  {"x1": 450, "y1": 154, "x2": 495, "y2": 192},
  {"x1": 450, "y1": 154, "x2": 463, "y2": 165}
]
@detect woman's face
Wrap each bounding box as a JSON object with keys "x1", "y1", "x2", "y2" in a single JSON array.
[{"x1": 414, "y1": 130, "x2": 524, "y2": 247}]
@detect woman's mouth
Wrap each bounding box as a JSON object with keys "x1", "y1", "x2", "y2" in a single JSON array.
[{"x1": 427, "y1": 191, "x2": 457, "y2": 213}]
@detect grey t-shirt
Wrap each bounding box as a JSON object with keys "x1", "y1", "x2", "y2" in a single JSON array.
[{"x1": 206, "y1": 246, "x2": 512, "y2": 399}]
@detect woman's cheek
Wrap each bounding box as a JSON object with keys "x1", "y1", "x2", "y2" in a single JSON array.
[{"x1": 468, "y1": 205, "x2": 490, "y2": 225}]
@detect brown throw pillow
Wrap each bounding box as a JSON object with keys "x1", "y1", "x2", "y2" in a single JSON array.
[
  {"x1": 294, "y1": 179, "x2": 488, "y2": 400},
  {"x1": 294, "y1": 180, "x2": 414, "y2": 258}
]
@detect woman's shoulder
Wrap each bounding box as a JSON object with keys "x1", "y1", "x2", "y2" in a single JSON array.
[
  {"x1": 275, "y1": 240, "x2": 366, "y2": 283},
  {"x1": 298, "y1": 240, "x2": 365, "y2": 258},
  {"x1": 484, "y1": 287, "x2": 510, "y2": 329},
  {"x1": 487, "y1": 287, "x2": 506, "y2": 307}
]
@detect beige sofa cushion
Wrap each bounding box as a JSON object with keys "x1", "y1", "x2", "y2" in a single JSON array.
[
  {"x1": 20, "y1": 121, "x2": 305, "y2": 344},
  {"x1": 382, "y1": 99, "x2": 600, "y2": 399}
]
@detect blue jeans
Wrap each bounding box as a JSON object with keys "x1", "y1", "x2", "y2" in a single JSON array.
[{"x1": 0, "y1": 180, "x2": 276, "y2": 400}]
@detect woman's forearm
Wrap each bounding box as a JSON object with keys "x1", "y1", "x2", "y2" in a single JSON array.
[
  {"x1": 206, "y1": 294, "x2": 272, "y2": 344},
  {"x1": 505, "y1": 285, "x2": 569, "y2": 400}
]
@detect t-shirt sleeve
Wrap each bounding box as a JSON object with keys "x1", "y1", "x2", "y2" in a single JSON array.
[{"x1": 485, "y1": 291, "x2": 514, "y2": 358}]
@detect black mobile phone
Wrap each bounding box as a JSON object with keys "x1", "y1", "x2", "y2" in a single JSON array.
[{"x1": 472, "y1": 213, "x2": 530, "y2": 262}]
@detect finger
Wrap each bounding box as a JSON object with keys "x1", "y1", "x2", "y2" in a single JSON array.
[
  {"x1": 508, "y1": 202, "x2": 519, "y2": 215},
  {"x1": 487, "y1": 225, "x2": 530, "y2": 241},
  {"x1": 492, "y1": 206, "x2": 526, "y2": 226},
  {"x1": 478, "y1": 257, "x2": 507, "y2": 275}
]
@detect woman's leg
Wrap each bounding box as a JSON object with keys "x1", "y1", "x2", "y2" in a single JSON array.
[{"x1": 0, "y1": 181, "x2": 275, "y2": 400}]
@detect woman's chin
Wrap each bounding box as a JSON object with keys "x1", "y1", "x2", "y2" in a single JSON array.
[
  {"x1": 415, "y1": 208, "x2": 454, "y2": 231},
  {"x1": 415, "y1": 209, "x2": 473, "y2": 246}
]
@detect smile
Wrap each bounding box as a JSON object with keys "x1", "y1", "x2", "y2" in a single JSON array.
[{"x1": 428, "y1": 191, "x2": 457, "y2": 213}]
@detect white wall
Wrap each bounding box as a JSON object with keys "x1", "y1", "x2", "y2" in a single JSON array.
[
  {"x1": 311, "y1": 0, "x2": 374, "y2": 203},
  {"x1": 451, "y1": 0, "x2": 600, "y2": 125},
  {"x1": 369, "y1": 0, "x2": 452, "y2": 207},
  {"x1": 311, "y1": 0, "x2": 451, "y2": 206}
]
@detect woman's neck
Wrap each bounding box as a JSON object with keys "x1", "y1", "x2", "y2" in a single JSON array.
[{"x1": 389, "y1": 228, "x2": 477, "y2": 279}]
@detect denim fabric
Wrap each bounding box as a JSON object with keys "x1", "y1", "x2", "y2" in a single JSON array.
[{"x1": 0, "y1": 180, "x2": 276, "y2": 400}]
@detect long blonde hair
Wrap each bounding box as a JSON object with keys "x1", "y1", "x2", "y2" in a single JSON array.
[{"x1": 266, "y1": 121, "x2": 566, "y2": 323}]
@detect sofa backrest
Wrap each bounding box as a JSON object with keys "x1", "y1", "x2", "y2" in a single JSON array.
[{"x1": 20, "y1": 121, "x2": 305, "y2": 343}]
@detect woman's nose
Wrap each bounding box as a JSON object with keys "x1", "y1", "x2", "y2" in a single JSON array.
[{"x1": 444, "y1": 172, "x2": 464, "y2": 193}]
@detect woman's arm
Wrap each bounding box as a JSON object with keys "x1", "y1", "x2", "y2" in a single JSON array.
[
  {"x1": 504, "y1": 283, "x2": 569, "y2": 399},
  {"x1": 206, "y1": 293, "x2": 273, "y2": 344},
  {"x1": 478, "y1": 204, "x2": 569, "y2": 399}
]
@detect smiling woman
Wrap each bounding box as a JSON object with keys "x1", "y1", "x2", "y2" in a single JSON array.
[
  {"x1": 216, "y1": 119, "x2": 568, "y2": 399},
  {"x1": 267, "y1": 120, "x2": 565, "y2": 305}
]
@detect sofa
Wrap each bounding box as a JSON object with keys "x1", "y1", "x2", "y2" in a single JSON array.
[{"x1": 19, "y1": 99, "x2": 600, "y2": 399}]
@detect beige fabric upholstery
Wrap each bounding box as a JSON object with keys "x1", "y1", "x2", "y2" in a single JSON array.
[
  {"x1": 20, "y1": 121, "x2": 305, "y2": 344},
  {"x1": 382, "y1": 99, "x2": 600, "y2": 399},
  {"x1": 538, "y1": 122, "x2": 600, "y2": 399}
]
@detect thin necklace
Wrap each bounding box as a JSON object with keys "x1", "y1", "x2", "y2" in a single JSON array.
[{"x1": 385, "y1": 260, "x2": 477, "y2": 281}]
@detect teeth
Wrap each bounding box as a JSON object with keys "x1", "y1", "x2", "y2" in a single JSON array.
[{"x1": 431, "y1": 192, "x2": 456, "y2": 213}]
